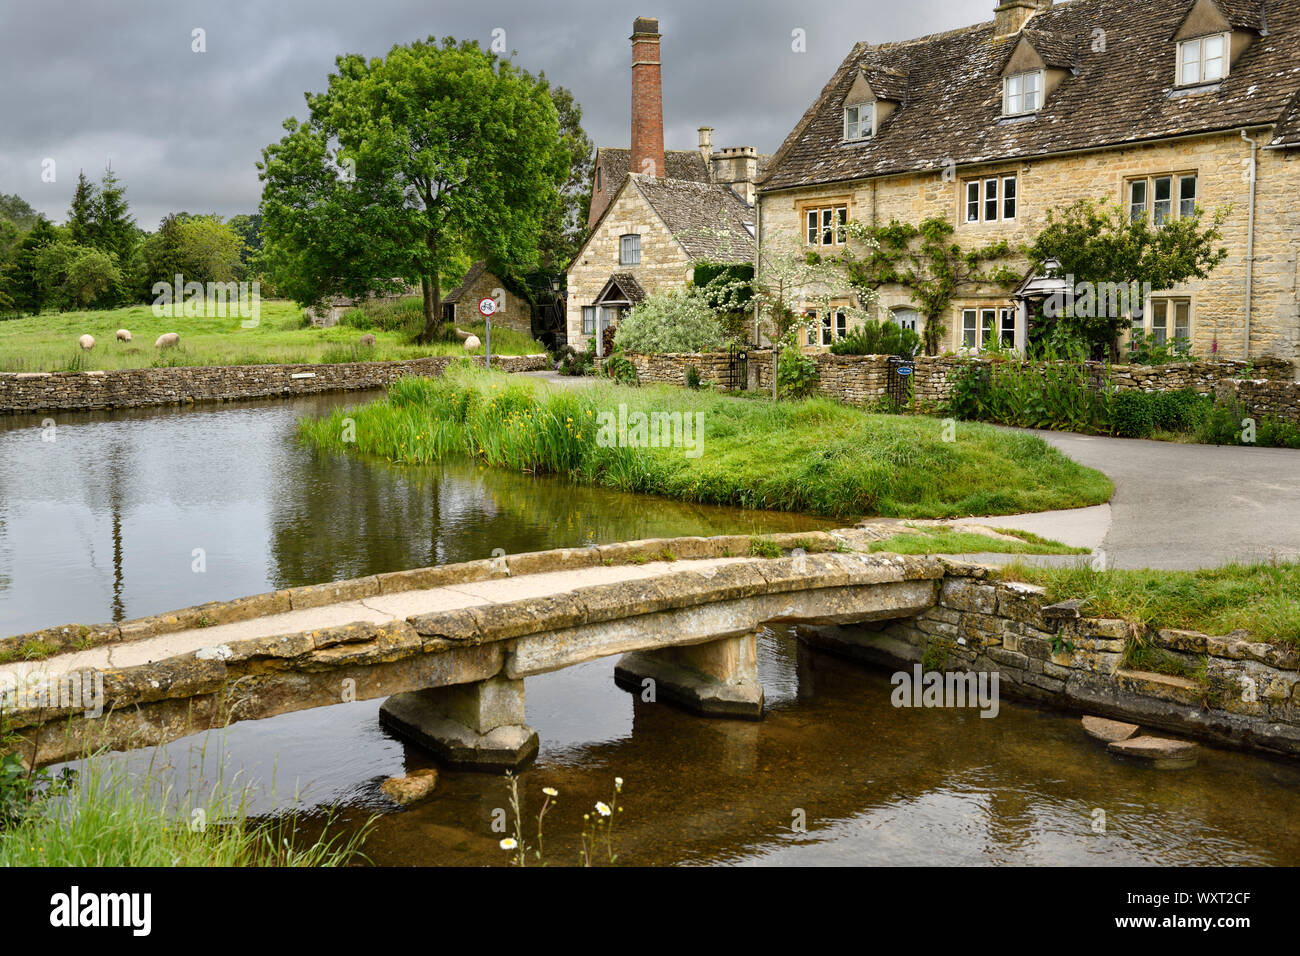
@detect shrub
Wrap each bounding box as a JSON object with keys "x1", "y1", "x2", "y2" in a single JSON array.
[
  {"x1": 605, "y1": 355, "x2": 639, "y2": 386},
  {"x1": 1149, "y1": 388, "x2": 1210, "y2": 433},
  {"x1": 1259, "y1": 416, "x2": 1300, "y2": 449},
  {"x1": 685, "y1": 364, "x2": 701, "y2": 389},
  {"x1": 830, "y1": 319, "x2": 921, "y2": 359},
  {"x1": 1110, "y1": 391, "x2": 1155, "y2": 438},
  {"x1": 777, "y1": 348, "x2": 819, "y2": 399},
  {"x1": 613, "y1": 287, "x2": 725, "y2": 354},
  {"x1": 1129, "y1": 331, "x2": 1198, "y2": 365},
  {"x1": 1196, "y1": 397, "x2": 1248, "y2": 445}
]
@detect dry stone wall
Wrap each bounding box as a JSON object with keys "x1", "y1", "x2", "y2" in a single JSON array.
[{"x1": 0, "y1": 354, "x2": 549, "y2": 414}]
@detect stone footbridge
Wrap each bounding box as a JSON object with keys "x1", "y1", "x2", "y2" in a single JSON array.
[{"x1": 0, "y1": 530, "x2": 949, "y2": 769}]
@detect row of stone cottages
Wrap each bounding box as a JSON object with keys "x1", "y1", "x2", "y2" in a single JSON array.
[{"x1": 562, "y1": 3, "x2": 1300, "y2": 374}]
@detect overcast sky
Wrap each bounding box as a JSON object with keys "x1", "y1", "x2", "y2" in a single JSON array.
[{"x1": 0, "y1": 0, "x2": 979, "y2": 229}]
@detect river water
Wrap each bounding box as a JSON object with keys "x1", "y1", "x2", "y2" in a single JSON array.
[{"x1": 2, "y1": 392, "x2": 1297, "y2": 866}]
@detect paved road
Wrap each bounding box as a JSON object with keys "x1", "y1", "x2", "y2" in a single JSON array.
[{"x1": 1010, "y1": 431, "x2": 1300, "y2": 570}]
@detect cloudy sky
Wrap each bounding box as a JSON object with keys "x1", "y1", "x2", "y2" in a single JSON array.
[{"x1": 0, "y1": 0, "x2": 979, "y2": 229}]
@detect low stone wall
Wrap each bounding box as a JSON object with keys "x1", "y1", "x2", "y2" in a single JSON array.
[
  {"x1": 1218, "y1": 377, "x2": 1300, "y2": 426},
  {"x1": 803, "y1": 570, "x2": 1300, "y2": 758},
  {"x1": 624, "y1": 352, "x2": 733, "y2": 387},
  {"x1": 0, "y1": 353, "x2": 550, "y2": 414}
]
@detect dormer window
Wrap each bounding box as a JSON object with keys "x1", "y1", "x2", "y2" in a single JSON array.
[
  {"x1": 1003, "y1": 70, "x2": 1044, "y2": 115},
  {"x1": 844, "y1": 102, "x2": 874, "y2": 141},
  {"x1": 1178, "y1": 33, "x2": 1228, "y2": 85}
]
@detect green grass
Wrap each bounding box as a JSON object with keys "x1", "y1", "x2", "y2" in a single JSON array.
[
  {"x1": 1001, "y1": 560, "x2": 1300, "y2": 648},
  {"x1": 0, "y1": 299, "x2": 544, "y2": 372},
  {"x1": 0, "y1": 758, "x2": 370, "y2": 866},
  {"x1": 868, "y1": 525, "x2": 1087, "y2": 555},
  {"x1": 299, "y1": 364, "x2": 1113, "y2": 520}
]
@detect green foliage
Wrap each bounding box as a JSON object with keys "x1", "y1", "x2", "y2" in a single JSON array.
[
  {"x1": 0, "y1": 193, "x2": 38, "y2": 231},
  {"x1": 613, "y1": 286, "x2": 725, "y2": 354},
  {"x1": 946, "y1": 356, "x2": 1111, "y2": 432},
  {"x1": 0, "y1": 734, "x2": 77, "y2": 831},
  {"x1": 259, "y1": 36, "x2": 568, "y2": 342},
  {"x1": 777, "y1": 348, "x2": 818, "y2": 399},
  {"x1": 693, "y1": 262, "x2": 755, "y2": 313},
  {"x1": 748, "y1": 538, "x2": 782, "y2": 558},
  {"x1": 34, "y1": 241, "x2": 122, "y2": 311},
  {"x1": 536, "y1": 85, "x2": 594, "y2": 272},
  {"x1": 604, "y1": 355, "x2": 639, "y2": 386},
  {"x1": 685, "y1": 364, "x2": 701, "y2": 390},
  {"x1": 844, "y1": 218, "x2": 1019, "y2": 356},
  {"x1": 1129, "y1": 330, "x2": 1197, "y2": 365},
  {"x1": 1110, "y1": 391, "x2": 1156, "y2": 438},
  {"x1": 829, "y1": 319, "x2": 921, "y2": 358},
  {"x1": 1029, "y1": 198, "x2": 1228, "y2": 358}
]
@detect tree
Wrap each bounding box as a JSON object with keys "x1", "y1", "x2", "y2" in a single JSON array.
[
  {"x1": 0, "y1": 216, "x2": 59, "y2": 314},
  {"x1": 259, "y1": 36, "x2": 568, "y2": 342},
  {"x1": 0, "y1": 193, "x2": 38, "y2": 231},
  {"x1": 1028, "y1": 198, "x2": 1229, "y2": 358},
  {"x1": 66, "y1": 172, "x2": 96, "y2": 247},
  {"x1": 34, "y1": 240, "x2": 121, "y2": 310},
  {"x1": 92, "y1": 166, "x2": 137, "y2": 266},
  {"x1": 843, "y1": 218, "x2": 1020, "y2": 356},
  {"x1": 536, "y1": 85, "x2": 594, "y2": 272}
]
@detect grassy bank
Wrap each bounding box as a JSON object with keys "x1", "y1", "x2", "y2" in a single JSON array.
[
  {"x1": 868, "y1": 526, "x2": 1088, "y2": 555},
  {"x1": 1002, "y1": 561, "x2": 1300, "y2": 647},
  {"x1": 0, "y1": 299, "x2": 544, "y2": 372},
  {"x1": 0, "y1": 756, "x2": 369, "y2": 866},
  {"x1": 299, "y1": 364, "x2": 1112, "y2": 520}
]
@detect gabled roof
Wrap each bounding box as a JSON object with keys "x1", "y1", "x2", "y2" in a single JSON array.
[
  {"x1": 1015, "y1": 29, "x2": 1078, "y2": 71},
  {"x1": 595, "y1": 147, "x2": 710, "y2": 185},
  {"x1": 860, "y1": 66, "x2": 910, "y2": 102},
  {"x1": 631, "y1": 175, "x2": 756, "y2": 263},
  {"x1": 1270, "y1": 87, "x2": 1300, "y2": 145},
  {"x1": 595, "y1": 273, "x2": 647, "y2": 305},
  {"x1": 1205, "y1": 0, "x2": 1266, "y2": 31},
  {"x1": 761, "y1": 0, "x2": 1300, "y2": 193},
  {"x1": 442, "y1": 261, "x2": 488, "y2": 303}
]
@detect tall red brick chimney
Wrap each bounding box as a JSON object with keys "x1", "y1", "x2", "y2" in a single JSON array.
[{"x1": 630, "y1": 17, "x2": 665, "y2": 179}]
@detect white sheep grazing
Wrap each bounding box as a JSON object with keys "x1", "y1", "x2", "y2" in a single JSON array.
[
  {"x1": 115, "y1": 329, "x2": 132, "y2": 343},
  {"x1": 78, "y1": 334, "x2": 95, "y2": 351},
  {"x1": 155, "y1": 332, "x2": 180, "y2": 349},
  {"x1": 358, "y1": 334, "x2": 376, "y2": 347},
  {"x1": 463, "y1": 335, "x2": 481, "y2": 351}
]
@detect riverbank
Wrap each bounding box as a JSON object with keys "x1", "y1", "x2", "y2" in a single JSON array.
[
  {"x1": 0, "y1": 352, "x2": 550, "y2": 413},
  {"x1": 298, "y1": 365, "x2": 1113, "y2": 520}
]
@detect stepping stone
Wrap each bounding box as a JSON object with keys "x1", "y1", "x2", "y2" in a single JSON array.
[
  {"x1": 1082, "y1": 715, "x2": 1140, "y2": 743},
  {"x1": 380, "y1": 768, "x2": 439, "y2": 806},
  {"x1": 1107, "y1": 735, "x2": 1199, "y2": 770}
]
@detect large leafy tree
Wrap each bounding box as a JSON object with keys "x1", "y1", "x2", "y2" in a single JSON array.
[
  {"x1": 0, "y1": 193, "x2": 38, "y2": 231},
  {"x1": 1028, "y1": 198, "x2": 1228, "y2": 358},
  {"x1": 259, "y1": 36, "x2": 568, "y2": 342},
  {"x1": 0, "y1": 217, "x2": 59, "y2": 314},
  {"x1": 536, "y1": 85, "x2": 594, "y2": 273}
]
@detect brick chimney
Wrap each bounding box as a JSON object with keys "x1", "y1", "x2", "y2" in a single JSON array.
[
  {"x1": 630, "y1": 17, "x2": 665, "y2": 179},
  {"x1": 994, "y1": 0, "x2": 1052, "y2": 37}
]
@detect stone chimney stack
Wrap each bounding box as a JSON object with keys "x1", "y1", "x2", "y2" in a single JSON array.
[
  {"x1": 698, "y1": 126, "x2": 714, "y2": 165},
  {"x1": 994, "y1": 0, "x2": 1053, "y2": 37},
  {"x1": 630, "y1": 17, "x2": 666, "y2": 179},
  {"x1": 709, "y1": 146, "x2": 759, "y2": 206}
]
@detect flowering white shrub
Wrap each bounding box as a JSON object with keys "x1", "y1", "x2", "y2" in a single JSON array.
[{"x1": 613, "y1": 287, "x2": 725, "y2": 355}]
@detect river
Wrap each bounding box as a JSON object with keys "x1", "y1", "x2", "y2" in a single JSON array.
[{"x1": 2, "y1": 391, "x2": 1297, "y2": 866}]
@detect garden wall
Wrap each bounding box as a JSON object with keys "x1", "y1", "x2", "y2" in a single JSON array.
[
  {"x1": 800, "y1": 569, "x2": 1300, "y2": 758},
  {"x1": 1218, "y1": 378, "x2": 1300, "y2": 426},
  {"x1": 0, "y1": 353, "x2": 550, "y2": 414}
]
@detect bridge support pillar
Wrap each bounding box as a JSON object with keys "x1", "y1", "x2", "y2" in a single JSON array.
[
  {"x1": 614, "y1": 632, "x2": 764, "y2": 719},
  {"x1": 379, "y1": 675, "x2": 539, "y2": 771}
]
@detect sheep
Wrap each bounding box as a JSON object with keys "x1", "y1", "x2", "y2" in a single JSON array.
[
  {"x1": 115, "y1": 329, "x2": 132, "y2": 343},
  {"x1": 358, "y1": 334, "x2": 376, "y2": 347},
  {"x1": 463, "y1": 335, "x2": 481, "y2": 351},
  {"x1": 78, "y1": 334, "x2": 95, "y2": 351},
  {"x1": 155, "y1": 332, "x2": 180, "y2": 349}
]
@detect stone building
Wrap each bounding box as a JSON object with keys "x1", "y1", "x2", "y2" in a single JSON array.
[
  {"x1": 758, "y1": 0, "x2": 1300, "y2": 370},
  {"x1": 567, "y1": 17, "x2": 766, "y2": 350},
  {"x1": 442, "y1": 261, "x2": 533, "y2": 335}
]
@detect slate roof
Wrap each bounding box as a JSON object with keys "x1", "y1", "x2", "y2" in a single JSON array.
[
  {"x1": 595, "y1": 148, "x2": 710, "y2": 186},
  {"x1": 631, "y1": 175, "x2": 756, "y2": 263},
  {"x1": 1015, "y1": 28, "x2": 1078, "y2": 70},
  {"x1": 597, "y1": 273, "x2": 648, "y2": 304},
  {"x1": 442, "y1": 261, "x2": 487, "y2": 304},
  {"x1": 761, "y1": 0, "x2": 1300, "y2": 193}
]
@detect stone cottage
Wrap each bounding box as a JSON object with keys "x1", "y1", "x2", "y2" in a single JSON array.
[
  {"x1": 442, "y1": 261, "x2": 533, "y2": 335},
  {"x1": 567, "y1": 17, "x2": 766, "y2": 350},
  {"x1": 757, "y1": 0, "x2": 1300, "y2": 370}
]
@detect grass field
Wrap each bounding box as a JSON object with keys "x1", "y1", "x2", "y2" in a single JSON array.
[
  {"x1": 0, "y1": 298, "x2": 545, "y2": 372},
  {"x1": 1002, "y1": 560, "x2": 1300, "y2": 647},
  {"x1": 867, "y1": 525, "x2": 1088, "y2": 555},
  {"x1": 299, "y1": 364, "x2": 1114, "y2": 520}
]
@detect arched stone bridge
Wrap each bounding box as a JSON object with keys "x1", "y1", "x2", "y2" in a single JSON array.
[{"x1": 1, "y1": 531, "x2": 961, "y2": 769}]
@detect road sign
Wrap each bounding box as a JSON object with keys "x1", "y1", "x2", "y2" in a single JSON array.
[{"x1": 478, "y1": 297, "x2": 498, "y2": 317}]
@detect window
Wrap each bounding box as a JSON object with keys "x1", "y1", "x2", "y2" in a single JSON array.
[
  {"x1": 1127, "y1": 173, "x2": 1197, "y2": 225},
  {"x1": 805, "y1": 205, "x2": 848, "y2": 246},
  {"x1": 581, "y1": 306, "x2": 596, "y2": 335},
  {"x1": 960, "y1": 307, "x2": 1014, "y2": 351},
  {"x1": 892, "y1": 307, "x2": 919, "y2": 332},
  {"x1": 619, "y1": 234, "x2": 641, "y2": 266},
  {"x1": 805, "y1": 308, "x2": 847, "y2": 346},
  {"x1": 844, "y1": 102, "x2": 874, "y2": 140},
  {"x1": 964, "y1": 175, "x2": 1017, "y2": 223},
  {"x1": 1178, "y1": 34, "x2": 1227, "y2": 86},
  {"x1": 1134, "y1": 298, "x2": 1192, "y2": 348},
  {"x1": 1003, "y1": 70, "x2": 1044, "y2": 115}
]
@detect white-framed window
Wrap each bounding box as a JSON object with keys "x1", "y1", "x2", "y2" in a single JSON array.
[
  {"x1": 964, "y1": 175, "x2": 1017, "y2": 223},
  {"x1": 1135, "y1": 298, "x2": 1192, "y2": 347},
  {"x1": 1003, "y1": 70, "x2": 1044, "y2": 115},
  {"x1": 619, "y1": 234, "x2": 641, "y2": 266},
  {"x1": 844, "y1": 101, "x2": 875, "y2": 140},
  {"x1": 581, "y1": 306, "x2": 596, "y2": 335},
  {"x1": 1127, "y1": 173, "x2": 1197, "y2": 225},
  {"x1": 1178, "y1": 34, "x2": 1228, "y2": 86},
  {"x1": 892, "y1": 307, "x2": 919, "y2": 332},
  {"x1": 805, "y1": 308, "x2": 848, "y2": 347},
  {"x1": 805, "y1": 205, "x2": 848, "y2": 246},
  {"x1": 960, "y1": 307, "x2": 1014, "y2": 350}
]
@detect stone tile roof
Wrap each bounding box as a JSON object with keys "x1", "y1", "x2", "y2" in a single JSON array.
[
  {"x1": 631, "y1": 175, "x2": 757, "y2": 263},
  {"x1": 599, "y1": 273, "x2": 647, "y2": 304},
  {"x1": 1017, "y1": 28, "x2": 1078, "y2": 69},
  {"x1": 596, "y1": 147, "x2": 710, "y2": 185},
  {"x1": 761, "y1": 0, "x2": 1300, "y2": 193},
  {"x1": 442, "y1": 261, "x2": 487, "y2": 303},
  {"x1": 1271, "y1": 88, "x2": 1300, "y2": 145}
]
